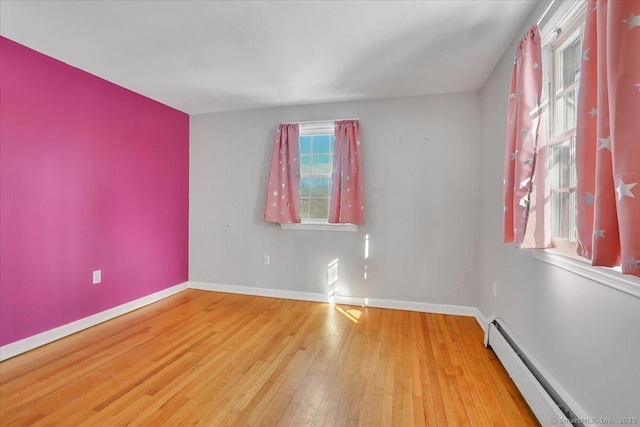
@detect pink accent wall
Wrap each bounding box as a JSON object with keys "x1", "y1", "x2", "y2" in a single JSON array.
[{"x1": 0, "y1": 37, "x2": 189, "y2": 346}]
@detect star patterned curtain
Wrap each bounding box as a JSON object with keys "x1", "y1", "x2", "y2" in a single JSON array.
[
  {"x1": 575, "y1": 0, "x2": 640, "y2": 277},
  {"x1": 329, "y1": 120, "x2": 365, "y2": 225},
  {"x1": 503, "y1": 24, "x2": 549, "y2": 248},
  {"x1": 264, "y1": 124, "x2": 301, "y2": 224}
]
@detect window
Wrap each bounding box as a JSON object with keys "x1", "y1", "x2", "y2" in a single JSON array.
[
  {"x1": 276, "y1": 119, "x2": 361, "y2": 231},
  {"x1": 532, "y1": 1, "x2": 640, "y2": 292},
  {"x1": 543, "y1": 4, "x2": 586, "y2": 252},
  {"x1": 299, "y1": 122, "x2": 334, "y2": 223}
]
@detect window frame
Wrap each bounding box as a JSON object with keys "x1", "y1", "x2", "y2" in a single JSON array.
[
  {"x1": 542, "y1": 2, "x2": 586, "y2": 256},
  {"x1": 299, "y1": 123, "x2": 334, "y2": 224}
]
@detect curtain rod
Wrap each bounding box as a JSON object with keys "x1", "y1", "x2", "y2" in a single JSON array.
[
  {"x1": 280, "y1": 118, "x2": 359, "y2": 125},
  {"x1": 537, "y1": 0, "x2": 556, "y2": 26}
]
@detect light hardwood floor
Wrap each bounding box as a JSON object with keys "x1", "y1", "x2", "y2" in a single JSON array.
[{"x1": 0, "y1": 290, "x2": 538, "y2": 426}]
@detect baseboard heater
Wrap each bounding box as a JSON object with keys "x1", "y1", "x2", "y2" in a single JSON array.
[{"x1": 487, "y1": 318, "x2": 584, "y2": 427}]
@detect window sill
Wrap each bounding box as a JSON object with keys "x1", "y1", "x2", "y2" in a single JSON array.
[
  {"x1": 532, "y1": 249, "x2": 640, "y2": 299},
  {"x1": 280, "y1": 222, "x2": 358, "y2": 232}
]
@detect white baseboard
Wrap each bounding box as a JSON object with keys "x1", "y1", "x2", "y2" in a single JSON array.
[
  {"x1": 474, "y1": 309, "x2": 489, "y2": 333},
  {"x1": 189, "y1": 281, "x2": 479, "y2": 319},
  {"x1": 188, "y1": 281, "x2": 328, "y2": 303},
  {"x1": 333, "y1": 294, "x2": 478, "y2": 317},
  {"x1": 0, "y1": 282, "x2": 189, "y2": 361}
]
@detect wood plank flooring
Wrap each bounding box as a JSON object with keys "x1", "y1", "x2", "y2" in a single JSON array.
[{"x1": 0, "y1": 290, "x2": 538, "y2": 426}]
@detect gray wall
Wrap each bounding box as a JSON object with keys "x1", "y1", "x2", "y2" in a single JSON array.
[
  {"x1": 190, "y1": 93, "x2": 480, "y2": 306},
  {"x1": 478, "y1": 0, "x2": 640, "y2": 419}
]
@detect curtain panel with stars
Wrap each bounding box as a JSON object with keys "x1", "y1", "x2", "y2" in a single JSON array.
[
  {"x1": 575, "y1": 0, "x2": 640, "y2": 276},
  {"x1": 329, "y1": 120, "x2": 365, "y2": 225},
  {"x1": 503, "y1": 24, "x2": 549, "y2": 248},
  {"x1": 264, "y1": 124, "x2": 301, "y2": 224}
]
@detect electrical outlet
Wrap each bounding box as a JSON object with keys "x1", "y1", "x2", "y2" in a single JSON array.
[
  {"x1": 93, "y1": 270, "x2": 102, "y2": 285},
  {"x1": 492, "y1": 281, "x2": 498, "y2": 297},
  {"x1": 263, "y1": 255, "x2": 270, "y2": 265}
]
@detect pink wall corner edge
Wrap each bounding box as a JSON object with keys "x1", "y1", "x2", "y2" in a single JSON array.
[{"x1": 0, "y1": 37, "x2": 190, "y2": 346}]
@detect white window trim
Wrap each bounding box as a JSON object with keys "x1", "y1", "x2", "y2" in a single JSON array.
[
  {"x1": 532, "y1": 249, "x2": 640, "y2": 299},
  {"x1": 299, "y1": 121, "x2": 335, "y2": 136},
  {"x1": 280, "y1": 223, "x2": 358, "y2": 232}
]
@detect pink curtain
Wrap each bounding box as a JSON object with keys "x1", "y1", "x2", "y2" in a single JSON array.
[
  {"x1": 264, "y1": 124, "x2": 301, "y2": 224},
  {"x1": 503, "y1": 25, "x2": 548, "y2": 248},
  {"x1": 329, "y1": 120, "x2": 364, "y2": 225},
  {"x1": 576, "y1": 0, "x2": 640, "y2": 277}
]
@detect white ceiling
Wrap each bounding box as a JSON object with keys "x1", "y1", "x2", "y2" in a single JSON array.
[{"x1": 0, "y1": 0, "x2": 536, "y2": 115}]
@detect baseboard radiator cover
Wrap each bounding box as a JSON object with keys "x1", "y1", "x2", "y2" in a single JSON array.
[{"x1": 487, "y1": 319, "x2": 585, "y2": 427}]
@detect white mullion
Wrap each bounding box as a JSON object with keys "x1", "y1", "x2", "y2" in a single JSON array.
[
  {"x1": 549, "y1": 129, "x2": 576, "y2": 147},
  {"x1": 555, "y1": 81, "x2": 580, "y2": 99}
]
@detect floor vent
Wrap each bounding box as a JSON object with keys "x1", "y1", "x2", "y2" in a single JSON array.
[{"x1": 487, "y1": 319, "x2": 584, "y2": 427}]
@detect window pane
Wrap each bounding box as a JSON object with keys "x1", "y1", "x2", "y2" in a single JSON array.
[
  {"x1": 561, "y1": 36, "x2": 581, "y2": 90},
  {"x1": 313, "y1": 135, "x2": 331, "y2": 154},
  {"x1": 550, "y1": 146, "x2": 559, "y2": 190},
  {"x1": 555, "y1": 88, "x2": 578, "y2": 135},
  {"x1": 300, "y1": 155, "x2": 311, "y2": 175},
  {"x1": 560, "y1": 142, "x2": 572, "y2": 188},
  {"x1": 310, "y1": 198, "x2": 329, "y2": 219},
  {"x1": 329, "y1": 135, "x2": 334, "y2": 154},
  {"x1": 300, "y1": 177, "x2": 311, "y2": 197},
  {"x1": 300, "y1": 198, "x2": 310, "y2": 219},
  {"x1": 554, "y1": 96, "x2": 565, "y2": 135},
  {"x1": 312, "y1": 155, "x2": 331, "y2": 174},
  {"x1": 300, "y1": 136, "x2": 311, "y2": 155},
  {"x1": 550, "y1": 141, "x2": 571, "y2": 190},
  {"x1": 551, "y1": 192, "x2": 561, "y2": 237},
  {"x1": 554, "y1": 33, "x2": 581, "y2": 94},
  {"x1": 553, "y1": 26, "x2": 582, "y2": 136},
  {"x1": 551, "y1": 191, "x2": 571, "y2": 239},
  {"x1": 550, "y1": 137, "x2": 577, "y2": 241},
  {"x1": 559, "y1": 192, "x2": 571, "y2": 239},
  {"x1": 311, "y1": 177, "x2": 331, "y2": 197}
]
